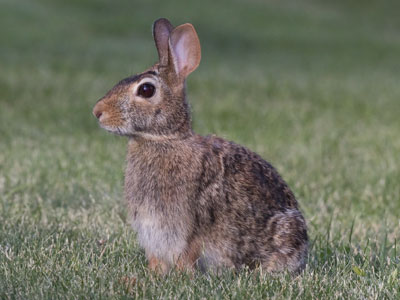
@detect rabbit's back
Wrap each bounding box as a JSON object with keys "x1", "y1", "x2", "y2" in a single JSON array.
[{"x1": 191, "y1": 135, "x2": 308, "y2": 272}]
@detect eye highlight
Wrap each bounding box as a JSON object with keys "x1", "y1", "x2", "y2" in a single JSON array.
[{"x1": 137, "y1": 83, "x2": 155, "y2": 98}]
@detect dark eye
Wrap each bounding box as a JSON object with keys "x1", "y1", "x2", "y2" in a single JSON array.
[{"x1": 137, "y1": 83, "x2": 155, "y2": 98}]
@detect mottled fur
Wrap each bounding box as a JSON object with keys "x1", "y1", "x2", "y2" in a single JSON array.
[{"x1": 93, "y1": 18, "x2": 308, "y2": 274}]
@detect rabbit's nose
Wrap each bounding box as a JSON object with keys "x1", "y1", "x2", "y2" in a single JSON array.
[
  {"x1": 95, "y1": 110, "x2": 102, "y2": 119},
  {"x1": 93, "y1": 106, "x2": 103, "y2": 119}
]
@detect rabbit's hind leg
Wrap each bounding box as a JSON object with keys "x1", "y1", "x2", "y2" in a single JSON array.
[{"x1": 261, "y1": 209, "x2": 308, "y2": 273}]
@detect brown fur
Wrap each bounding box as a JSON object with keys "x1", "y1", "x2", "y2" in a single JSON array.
[{"x1": 93, "y1": 18, "x2": 308, "y2": 274}]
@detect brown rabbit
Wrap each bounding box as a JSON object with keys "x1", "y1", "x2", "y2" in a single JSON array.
[{"x1": 93, "y1": 18, "x2": 308, "y2": 274}]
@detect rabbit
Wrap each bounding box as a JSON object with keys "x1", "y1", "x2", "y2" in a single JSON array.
[{"x1": 93, "y1": 18, "x2": 308, "y2": 274}]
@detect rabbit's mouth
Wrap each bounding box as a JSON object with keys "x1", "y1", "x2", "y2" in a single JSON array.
[{"x1": 93, "y1": 108, "x2": 130, "y2": 136}]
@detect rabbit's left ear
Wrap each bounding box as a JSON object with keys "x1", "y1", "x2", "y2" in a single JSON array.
[
  {"x1": 153, "y1": 18, "x2": 174, "y2": 66},
  {"x1": 168, "y1": 23, "x2": 201, "y2": 79}
]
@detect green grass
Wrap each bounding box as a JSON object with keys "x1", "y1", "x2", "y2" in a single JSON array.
[{"x1": 1, "y1": 0, "x2": 400, "y2": 298}]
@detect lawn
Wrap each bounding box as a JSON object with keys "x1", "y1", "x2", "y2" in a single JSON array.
[{"x1": 1, "y1": 0, "x2": 400, "y2": 298}]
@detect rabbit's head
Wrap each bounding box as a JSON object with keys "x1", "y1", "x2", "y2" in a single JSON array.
[{"x1": 93, "y1": 18, "x2": 201, "y2": 139}]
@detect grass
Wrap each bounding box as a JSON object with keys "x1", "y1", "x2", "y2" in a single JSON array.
[{"x1": 1, "y1": 0, "x2": 400, "y2": 298}]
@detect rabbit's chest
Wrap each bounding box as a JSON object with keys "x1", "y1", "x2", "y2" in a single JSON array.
[
  {"x1": 131, "y1": 209, "x2": 187, "y2": 263},
  {"x1": 125, "y1": 164, "x2": 189, "y2": 261},
  {"x1": 124, "y1": 148, "x2": 199, "y2": 261}
]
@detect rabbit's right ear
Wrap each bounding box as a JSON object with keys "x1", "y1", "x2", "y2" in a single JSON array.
[
  {"x1": 153, "y1": 18, "x2": 174, "y2": 66},
  {"x1": 168, "y1": 23, "x2": 201, "y2": 79}
]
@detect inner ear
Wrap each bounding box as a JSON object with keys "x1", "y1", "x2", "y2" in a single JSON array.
[
  {"x1": 153, "y1": 18, "x2": 174, "y2": 66},
  {"x1": 168, "y1": 23, "x2": 201, "y2": 79}
]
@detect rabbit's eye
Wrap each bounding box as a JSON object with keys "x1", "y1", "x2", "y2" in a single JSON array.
[{"x1": 137, "y1": 83, "x2": 155, "y2": 98}]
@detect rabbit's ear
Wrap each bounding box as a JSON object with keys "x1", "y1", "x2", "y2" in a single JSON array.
[
  {"x1": 168, "y1": 23, "x2": 201, "y2": 79},
  {"x1": 153, "y1": 18, "x2": 174, "y2": 66}
]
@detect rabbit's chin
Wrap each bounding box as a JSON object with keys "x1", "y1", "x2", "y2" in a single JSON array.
[{"x1": 99, "y1": 123, "x2": 131, "y2": 136}]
